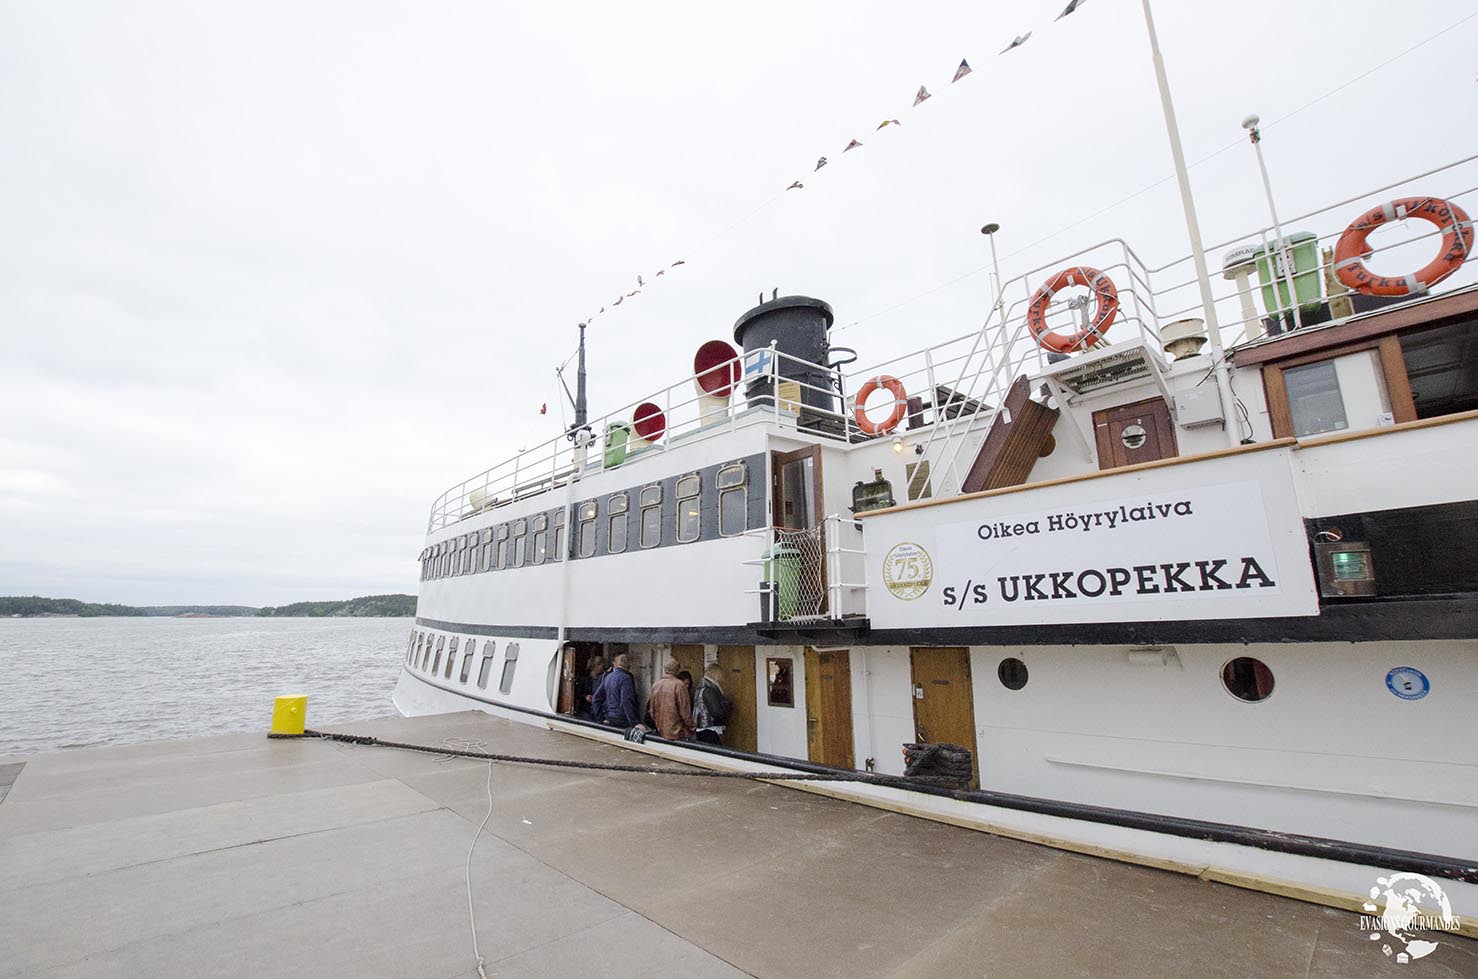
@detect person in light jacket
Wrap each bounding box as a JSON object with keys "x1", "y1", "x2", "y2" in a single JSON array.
[{"x1": 646, "y1": 658, "x2": 695, "y2": 740}]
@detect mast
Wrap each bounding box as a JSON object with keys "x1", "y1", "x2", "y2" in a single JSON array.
[{"x1": 574, "y1": 322, "x2": 588, "y2": 435}]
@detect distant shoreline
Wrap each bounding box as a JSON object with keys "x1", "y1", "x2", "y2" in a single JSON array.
[{"x1": 0, "y1": 594, "x2": 417, "y2": 619}]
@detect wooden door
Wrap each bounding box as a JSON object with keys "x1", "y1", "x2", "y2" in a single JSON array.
[
  {"x1": 671, "y1": 644, "x2": 706, "y2": 689},
  {"x1": 909, "y1": 647, "x2": 979, "y2": 788},
  {"x1": 1092, "y1": 396, "x2": 1177, "y2": 471},
  {"x1": 717, "y1": 645, "x2": 758, "y2": 752},
  {"x1": 804, "y1": 648, "x2": 855, "y2": 769},
  {"x1": 557, "y1": 645, "x2": 575, "y2": 715}
]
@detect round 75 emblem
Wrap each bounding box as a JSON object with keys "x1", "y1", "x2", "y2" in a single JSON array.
[{"x1": 883, "y1": 542, "x2": 933, "y2": 600}]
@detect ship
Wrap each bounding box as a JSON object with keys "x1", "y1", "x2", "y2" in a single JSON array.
[{"x1": 393, "y1": 151, "x2": 1478, "y2": 930}]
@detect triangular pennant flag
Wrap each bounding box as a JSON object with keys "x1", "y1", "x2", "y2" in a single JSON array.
[
  {"x1": 637, "y1": 274, "x2": 644, "y2": 287},
  {"x1": 626, "y1": 289, "x2": 639, "y2": 297},
  {"x1": 913, "y1": 85, "x2": 931, "y2": 107},
  {"x1": 655, "y1": 269, "x2": 665, "y2": 276},
  {"x1": 876, "y1": 118, "x2": 901, "y2": 130},
  {"x1": 671, "y1": 259, "x2": 686, "y2": 266},
  {"x1": 599, "y1": 306, "x2": 605, "y2": 314},
  {"x1": 953, "y1": 59, "x2": 972, "y2": 82},
  {"x1": 786, "y1": 180, "x2": 804, "y2": 191},
  {"x1": 1001, "y1": 32, "x2": 1031, "y2": 53},
  {"x1": 539, "y1": 403, "x2": 547, "y2": 415},
  {"x1": 814, "y1": 156, "x2": 828, "y2": 171},
  {"x1": 844, "y1": 139, "x2": 862, "y2": 152},
  {"x1": 1056, "y1": 0, "x2": 1086, "y2": 20},
  {"x1": 613, "y1": 296, "x2": 624, "y2": 306}
]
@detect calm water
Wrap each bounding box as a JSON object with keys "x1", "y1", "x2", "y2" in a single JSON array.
[{"x1": 0, "y1": 617, "x2": 412, "y2": 757}]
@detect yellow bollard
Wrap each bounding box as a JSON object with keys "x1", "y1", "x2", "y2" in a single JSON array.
[{"x1": 269, "y1": 695, "x2": 308, "y2": 737}]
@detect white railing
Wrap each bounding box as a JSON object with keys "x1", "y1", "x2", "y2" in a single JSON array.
[
  {"x1": 430, "y1": 155, "x2": 1478, "y2": 530},
  {"x1": 740, "y1": 514, "x2": 868, "y2": 624}
]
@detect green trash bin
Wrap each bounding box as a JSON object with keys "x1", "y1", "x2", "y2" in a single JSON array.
[
  {"x1": 602, "y1": 422, "x2": 631, "y2": 469},
  {"x1": 1252, "y1": 231, "x2": 1322, "y2": 320},
  {"x1": 763, "y1": 542, "x2": 801, "y2": 620}
]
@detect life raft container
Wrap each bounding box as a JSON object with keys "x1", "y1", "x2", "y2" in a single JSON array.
[
  {"x1": 1332, "y1": 196, "x2": 1473, "y2": 297},
  {"x1": 1026, "y1": 266, "x2": 1119, "y2": 353},
  {"x1": 854, "y1": 375, "x2": 908, "y2": 436}
]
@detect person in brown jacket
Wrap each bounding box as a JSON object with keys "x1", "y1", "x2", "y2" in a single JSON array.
[{"x1": 647, "y1": 657, "x2": 696, "y2": 740}]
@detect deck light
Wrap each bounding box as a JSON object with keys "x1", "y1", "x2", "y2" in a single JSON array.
[{"x1": 1313, "y1": 537, "x2": 1376, "y2": 598}]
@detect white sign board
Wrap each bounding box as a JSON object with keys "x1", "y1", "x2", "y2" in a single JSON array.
[{"x1": 866, "y1": 446, "x2": 1319, "y2": 629}]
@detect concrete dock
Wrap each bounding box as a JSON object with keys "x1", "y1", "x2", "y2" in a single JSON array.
[{"x1": 2, "y1": 711, "x2": 1474, "y2": 978}]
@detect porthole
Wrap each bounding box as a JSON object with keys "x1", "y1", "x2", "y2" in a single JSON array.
[
  {"x1": 1221, "y1": 656, "x2": 1274, "y2": 702},
  {"x1": 1120, "y1": 424, "x2": 1147, "y2": 450},
  {"x1": 998, "y1": 657, "x2": 1028, "y2": 690}
]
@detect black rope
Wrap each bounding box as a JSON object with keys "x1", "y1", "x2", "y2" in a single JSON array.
[{"x1": 279, "y1": 728, "x2": 915, "y2": 787}]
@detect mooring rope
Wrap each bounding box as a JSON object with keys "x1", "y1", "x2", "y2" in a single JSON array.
[{"x1": 279, "y1": 727, "x2": 926, "y2": 788}]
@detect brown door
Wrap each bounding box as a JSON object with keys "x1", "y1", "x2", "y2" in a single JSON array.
[
  {"x1": 1093, "y1": 396, "x2": 1177, "y2": 471},
  {"x1": 717, "y1": 645, "x2": 758, "y2": 752},
  {"x1": 909, "y1": 647, "x2": 979, "y2": 788},
  {"x1": 804, "y1": 648, "x2": 855, "y2": 769},
  {"x1": 771, "y1": 445, "x2": 827, "y2": 617},
  {"x1": 558, "y1": 645, "x2": 575, "y2": 715},
  {"x1": 671, "y1": 644, "x2": 706, "y2": 690}
]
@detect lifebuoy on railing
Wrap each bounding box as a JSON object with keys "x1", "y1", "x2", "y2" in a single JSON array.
[
  {"x1": 1026, "y1": 266, "x2": 1119, "y2": 354},
  {"x1": 854, "y1": 375, "x2": 908, "y2": 436},
  {"x1": 1333, "y1": 196, "x2": 1473, "y2": 297}
]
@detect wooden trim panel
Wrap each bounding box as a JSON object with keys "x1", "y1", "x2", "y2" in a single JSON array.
[{"x1": 1232, "y1": 286, "x2": 1478, "y2": 367}]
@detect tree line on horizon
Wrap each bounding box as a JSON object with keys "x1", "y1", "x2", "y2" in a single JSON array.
[{"x1": 0, "y1": 594, "x2": 417, "y2": 618}]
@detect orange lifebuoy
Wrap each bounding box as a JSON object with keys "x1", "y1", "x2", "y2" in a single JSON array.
[
  {"x1": 854, "y1": 375, "x2": 908, "y2": 436},
  {"x1": 1026, "y1": 266, "x2": 1119, "y2": 354},
  {"x1": 1333, "y1": 196, "x2": 1473, "y2": 297}
]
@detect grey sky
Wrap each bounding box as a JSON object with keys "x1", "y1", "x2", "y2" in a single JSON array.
[{"x1": 3, "y1": 1, "x2": 1474, "y2": 605}]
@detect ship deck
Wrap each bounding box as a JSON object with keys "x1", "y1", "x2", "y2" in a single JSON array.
[{"x1": 2, "y1": 711, "x2": 1473, "y2": 978}]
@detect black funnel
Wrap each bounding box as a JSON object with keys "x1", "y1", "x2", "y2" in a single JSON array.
[{"x1": 732, "y1": 295, "x2": 836, "y2": 416}]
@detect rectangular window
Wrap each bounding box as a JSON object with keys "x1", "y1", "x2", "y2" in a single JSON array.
[
  {"x1": 495, "y1": 525, "x2": 509, "y2": 570},
  {"x1": 480, "y1": 528, "x2": 493, "y2": 572},
  {"x1": 532, "y1": 514, "x2": 549, "y2": 565},
  {"x1": 767, "y1": 657, "x2": 794, "y2": 707},
  {"x1": 1284, "y1": 360, "x2": 1348, "y2": 437},
  {"x1": 459, "y1": 649, "x2": 475, "y2": 684},
  {"x1": 717, "y1": 463, "x2": 747, "y2": 536},
  {"x1": 608, "y1": 493, "x2": 628, "y2": 553},
  {"x1": 432, "y1": 635, "x2": 445, "y2": 675},
  {"x1": 440, "y1": 544, "x2": 450, "y2": 579},
  {"x1": 577, "y1": 502, "x2": 599, "y2": 558},
  {"x1": 416, "y1": 632, "x2": 426, "y2": 669},
  {"x1": 511, "y1": 519, "x2": 527, "y2": 567},
  {"x1": 676, "y1": 473, "x2": 701, "y2": 543},
  {"x1": 477, "y1": 641, "x2": 496, "y2": 689},
  {"x1": 551, "y1": 508, "x2": 565, "y2": 562},
  {"x1": 499, "y1": 642, "x2": 520, "y2": 695},
  {"x1": 445, "y1": 637, "x2": 459, "y2": 679},
  {"x1": 460, "y1": 536, "x2": 472, "y2": 575},
  {"x1": 639, "y1": 484, "x2": 662, "y2": 549}
]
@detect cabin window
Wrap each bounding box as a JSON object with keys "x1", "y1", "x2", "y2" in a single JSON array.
[
  {"x1": 1282, "y1": 352, "x2": 1395, "y2": 438},
  {"x1": 477, "y1": 641, "x2": 496, "y2": 688},
  {"x1": 459, "y1": 646, "x2": 475, "y2": 684},
  {"x1": 766, "y1": 657, "x2": 794, "y2": 707},
  {"x1": 532, "y1": 514, "x2": 549, "y2": 565},
  {"x1": 577, "y1": 502, "x2": 599, "y2": 558},
  {"x1": 998, "y1": 657, "x2": 1028, "y2": 690},
  {"x1": 676, "y1": 474, "x2": 701, "y2": 543},
  {"x1": 551, "y1": 508, "x2": 565, "y2": 561},
  {"x1": 440, "y1": 543, "x2": 450, "y2": 579},
  {"x1": 432, "y1": 635, "x2": 445, "y2": 675},
  {"x1": 639, "y1": 484, "x2": 662, "y2": 548},
  {"x1": 717, "y1": 464, "x2": 747, "y2": 537},
  {"x1": 480, "y1": 528, "x2": 493, "y2": 572},
  {"x1": 495, "y1": 525, "x2": 509, "y2": 570},
  {"x1": 445, "y1": 637, "x2": 459, "y2": 679},
  {"x1": 512, "y1": 519, "x2": 527, "y2": 567},
  {"x1": 608, "y1": 493, "x2": 629, "y2": 553},
  {"x1": 1221, "y1": 656, "x2": 1274, "y2": 702},
  {"x1": 406, "y1": 631, "x2": 416, "y2": 662},
  {"x1": 450, "y1": 538, "x2": 460, "y2": 576},
  {"x1": 499, "y1": 642, "x2": 520, "y2": 695},
  {"x1": 416, "y1": 632, "x2": 427, "y2": 669},
  {"x1": 464, "y1": 536, "x2": 476, "y2": 575},
  {"x1": 431, "y1": 545, "x2": 441, "y2": 579},
  {"x1": 1401, "y1": 319, "x2": 1478, "y2": 418}
]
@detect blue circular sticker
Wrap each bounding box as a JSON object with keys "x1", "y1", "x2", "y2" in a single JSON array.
[{"x1": 1386, "y1": 667, "x2": 1430, "y2": 701}]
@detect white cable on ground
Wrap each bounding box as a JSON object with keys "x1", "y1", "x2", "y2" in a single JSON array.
[{"x1": 467, "y1": 757, "x2": 495, "y2": 978}]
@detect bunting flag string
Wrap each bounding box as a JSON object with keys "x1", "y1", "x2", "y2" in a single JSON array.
[{"x1": 574, "y1": 0, "x2": 1094, "y2": 329}]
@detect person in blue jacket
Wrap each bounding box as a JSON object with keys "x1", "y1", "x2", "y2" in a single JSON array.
[{"x1": 591, "y1": 652, "x2": 641, "y2": 728}]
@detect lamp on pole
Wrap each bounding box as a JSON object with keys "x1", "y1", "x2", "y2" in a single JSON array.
[{"x1": 1139, "y1": 0, "x2": 1241, "y2": 447}]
